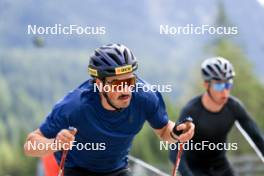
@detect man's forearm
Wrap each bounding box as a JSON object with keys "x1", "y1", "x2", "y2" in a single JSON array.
[
  {"x1": 158, "y1": 120, "x2": 177, "y2": 143},
  {"x1": 24, "y1": 132, "x2": 59, "y2": 157}
]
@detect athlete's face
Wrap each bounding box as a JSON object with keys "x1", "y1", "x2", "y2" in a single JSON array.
[
  {"x1": 97, "y1": 73, "x2": 136, "y2": 109},
  {"x1": 204, "y1": 80, "x2": 232, "y2": 105}
]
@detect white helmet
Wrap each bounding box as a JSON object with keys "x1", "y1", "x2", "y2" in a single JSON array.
[{"x1": 201, "y1": 57, "x2": 235, "y2": 81}]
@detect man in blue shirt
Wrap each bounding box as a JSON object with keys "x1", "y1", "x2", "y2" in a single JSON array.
[{"x1": 24, "y1": 43, "x2": 194, "y2": 176}]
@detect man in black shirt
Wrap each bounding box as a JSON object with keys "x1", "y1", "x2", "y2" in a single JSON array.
[{"x1": 170, "y1": 57, "x2": 264, "y2": 176}]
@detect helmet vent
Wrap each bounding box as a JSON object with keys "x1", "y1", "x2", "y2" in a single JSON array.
[
  {"x1": 130, "y1": 51, "x2": 135, "y2": 61},
  {"x1": 207, "y1": 65, "x2": 217, "y2": 76},
  {"x1": 202, "y1": 69, "x2": 209, "y2": 76},
  {"x1": 224, "y1": 63, "x2": 227, "y2": 70},
  {"x1": 123, "y1": 49, "x2": 129, "y2": 63},
  {"x1": 101, "y1": 58, "x2": 111, "y2": 66},
  {"x1": 215, "y1": 64, "x2": 223, "y2": 74},
  {"x1": 93, "y1": 60, "x2": 101, "y2": 66},
  {"x1": 217, "y1": 59, "x2": 222, "y2": 65},
  {"x1": 95, "y1": 51, "x2": 100, "y2": 56},
  {"x1": 107, "y1": 53, "x2": 122, "y2": 65},
  {"x1": 114, "y1": 48, "x2": 122, "y2": 56}
]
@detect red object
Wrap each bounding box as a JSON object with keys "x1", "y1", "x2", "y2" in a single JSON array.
[
  {"x1": 172, "y1": 143, "x2": 183, "y2": 176},
  {"x1": 42, "y1": 154, "x2": 60, "y2": 176},
  {"x1": 58, "y1": 150, "x2": 69, "y2": 176}
]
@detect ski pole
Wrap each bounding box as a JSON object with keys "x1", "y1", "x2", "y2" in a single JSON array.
[{"x1": 58, "y1": 126, "x2": 76, "y2": 176}]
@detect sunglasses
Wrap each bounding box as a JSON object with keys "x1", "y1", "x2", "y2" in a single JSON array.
[
  {"x1": 105, "y1": 76, "x2": 136, "y2": 91},
  {"x1": 211, "y1": 81, "x2": 233, "y2": 92}
]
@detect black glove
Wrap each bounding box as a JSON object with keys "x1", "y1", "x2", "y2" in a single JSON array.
[{"x1": 170, "y1": 116, "x2": 193, "y2": 140}]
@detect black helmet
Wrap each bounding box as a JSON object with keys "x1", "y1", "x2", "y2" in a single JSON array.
[
  {"x1": 201, "y1": 57, "x2": 235, "y2": 81},
  {"x1": 88, "y1": 43, "x2": 138, "y2": 78}
]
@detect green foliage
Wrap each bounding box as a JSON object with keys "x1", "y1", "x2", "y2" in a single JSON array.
[
  {"x1": 0, "y1": 48, "x2": 89, "y2": 175},
  {"x1": 0, "y1": 75, "x2": 12, "y2": 113}
]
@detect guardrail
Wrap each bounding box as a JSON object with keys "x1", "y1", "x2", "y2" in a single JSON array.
[
  {"x1": 230, "y1": 155, "x2": 264, "y2": 176},
  {"x1": 128, "y1": 155, "x2": 170, "y2": 176}
]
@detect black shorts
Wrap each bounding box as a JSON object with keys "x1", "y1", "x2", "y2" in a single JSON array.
[{"x1": 64, "y1": 167, "x2": 132, "y2": 176}]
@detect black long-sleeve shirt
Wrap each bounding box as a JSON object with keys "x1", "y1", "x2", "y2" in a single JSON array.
[{"x1": 170, "y1": 95, "x2": 264, "y2": 174}]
